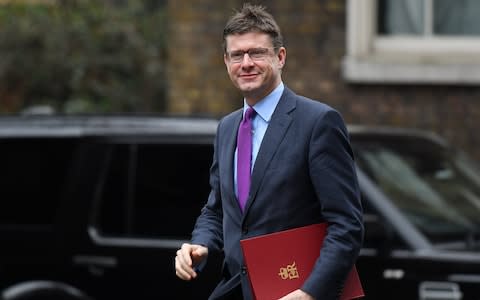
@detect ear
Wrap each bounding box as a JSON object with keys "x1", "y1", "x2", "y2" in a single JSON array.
[{"x1": 277, "y1": 47, "x2": 286, "y2": 68}]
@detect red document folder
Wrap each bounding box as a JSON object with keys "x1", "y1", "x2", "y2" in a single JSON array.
[{"x1": 240, "y1": 223, "x2": 364, "y2": 300}]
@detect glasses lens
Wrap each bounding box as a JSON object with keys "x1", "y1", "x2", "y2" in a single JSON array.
[
  {"x1": 249, "y1": 48, "x2": 268, "y2": 59},
  {"x1": 229, "y1": 51, "x2": 244, "y2": 62},
  {"x1": 228, "y1": 48, "x2": 271, "y2": 63}
]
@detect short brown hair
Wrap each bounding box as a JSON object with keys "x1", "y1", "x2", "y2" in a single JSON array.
[{"x1": 223, "y1": 3, "x2": 284, "y2": 53}]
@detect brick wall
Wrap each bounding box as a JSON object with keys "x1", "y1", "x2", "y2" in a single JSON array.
[
  {"x1": 166, "y1": 0, "x2": 241, "y2": 114},
  {"x1": 167, "y1": 0, "x2": 480, "y2": 161}
]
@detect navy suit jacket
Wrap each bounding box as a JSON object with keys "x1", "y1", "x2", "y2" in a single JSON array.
[{"x1": 192, "y1": 87, "x2": 364, "y2": 300}]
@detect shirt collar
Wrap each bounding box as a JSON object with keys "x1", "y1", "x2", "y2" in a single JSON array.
[{"x1": 242, "y1": 82, "x2": 284, "y2": 122}]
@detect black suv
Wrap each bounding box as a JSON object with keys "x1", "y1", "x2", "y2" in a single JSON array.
[{"x1": 0, "y1": 116, "x2": 479, "y2": 300}]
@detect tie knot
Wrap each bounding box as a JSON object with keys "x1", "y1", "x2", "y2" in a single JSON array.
[{"x1": 245, "y1": 107, "x2": 255, "y2": 121}]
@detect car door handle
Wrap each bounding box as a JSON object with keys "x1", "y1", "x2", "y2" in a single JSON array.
[
  {"x1": 383, "y1": 268, "x2": 405, "y2": 280},
  {"x1": 73, "y1": 255, "x2": 118, "y2": 277},
  {"x1": 419, "y1": 281, "x2": 463, "y2": 300},
  {"x1": 72, "y1": 255, "x2": 117, "y2": 268}
]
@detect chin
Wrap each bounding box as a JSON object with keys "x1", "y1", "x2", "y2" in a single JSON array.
[{"x1": 238, "y1": 83, "x2": 260, "y2": 93}]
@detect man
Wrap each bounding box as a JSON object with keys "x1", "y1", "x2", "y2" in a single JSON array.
[{"x1": 175, "y1": 3, "x2": 363, "y2": 300}]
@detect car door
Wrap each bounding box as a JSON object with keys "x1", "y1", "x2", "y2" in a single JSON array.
[
  {"x1": 353, "y1": 131, "x2": 480, "y2": 300},
  {"x1": 0, "y1": 136, "x2": 92, "y2": 297},
  {"x1": 357, "y1": 193, "x2": 429, "y2": 299},
  {"x1": 68, "y1": 136, "x2": 222, "y2": 299},
  {"x1": 358, "y1": 200, "x2": 475, "y2": 300}
]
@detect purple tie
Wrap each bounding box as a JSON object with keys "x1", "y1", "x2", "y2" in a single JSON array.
[{"x1": 237, "y1": 107, "x2": 255, "y2": 212}]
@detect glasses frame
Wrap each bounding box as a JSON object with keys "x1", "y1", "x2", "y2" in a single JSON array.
[{"x1": 225, "y1": 47, "x2": 277, "y2": 63}]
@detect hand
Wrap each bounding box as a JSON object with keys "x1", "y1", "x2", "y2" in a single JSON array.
[
  {"x1": 175, "y1": 243, "x2": 208, "y2": 280},
  {"x1": 278, "y1": 289, "x2": 315, "y2": 300}
]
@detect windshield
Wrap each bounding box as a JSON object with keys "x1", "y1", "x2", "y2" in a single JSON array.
[{"x1": 353, "y1": 135, "x2": 480, "y2": 246}]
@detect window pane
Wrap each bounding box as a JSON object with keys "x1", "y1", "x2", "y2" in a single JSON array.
[
  {"x1": 361, "y1": 194, "x2": 408, "y2": 250},
  {"x1": 97, "y1": 143, "x2": 213, "y2": 239},
  {"x1": 97, "y1": 144, "x2": 130, "y2": 236},
  {"x1": 133, "y1": 143, "x2": 212, "y2": 239},
  {"x1": 434, "y1": 0, "x2": 480, "y2": 35},
  {"x1": 354, "y1": 137, "x2": 480, "y2": 245},
  {"x1": 0, "y1": 138, "x2": 77, "y2": 226},
  {"x1": 378, "y1": 0, "x2": 425, "y2": 35}
]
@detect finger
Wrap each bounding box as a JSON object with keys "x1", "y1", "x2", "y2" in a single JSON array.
[
  {"x1": 175, "y1": 255, "x2": 196, "y2": 280},
  {"x1": 176, "y1": 246, "x2": 198, "y2": 278},
  {"x1": 179, "y1": 244, "x2": 194, "y2": 266},
  {"x1": 276, "y1": 289, "x2": 295, "y2": 300}
]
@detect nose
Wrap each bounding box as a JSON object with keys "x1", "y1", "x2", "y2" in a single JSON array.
[{"x1": 241, "y1": 53, "x2": 255, "y2": 66}]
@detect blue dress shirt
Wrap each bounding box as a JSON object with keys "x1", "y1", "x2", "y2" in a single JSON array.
[{"x1": 234, "y1": 82, "x2": 284, "y2": 198}]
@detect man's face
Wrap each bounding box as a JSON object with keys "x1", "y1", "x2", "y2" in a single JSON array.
[{"x1": 224, "y1": 32, "x2": 286, "y2": 105}]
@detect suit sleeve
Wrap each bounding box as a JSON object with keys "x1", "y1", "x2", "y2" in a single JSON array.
[
  {"x1": 301, "y1": 109, "x2": 364, "y2": 299},
  {"x1": 190, "y1": 120, "x2": 224, "y2": 254}
]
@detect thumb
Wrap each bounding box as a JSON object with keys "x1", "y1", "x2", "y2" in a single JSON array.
[{"x1": 191, "y1": 246, "x2": 208, "y2": 264}]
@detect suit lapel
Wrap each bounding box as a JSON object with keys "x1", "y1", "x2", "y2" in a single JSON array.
[
  {"x1": 244, "y1": 88, "x2": 296, "y2": 214},
  {"x1": 224, "y1": 109, "x2": 243, "y2": 210}
]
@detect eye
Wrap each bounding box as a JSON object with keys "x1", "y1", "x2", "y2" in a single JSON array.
[
  {"x1": 248, "y1": 48, "x2": 267, "y2": 59},
  {"x1": 229, "y1": 51, "x2": 244, "y2": 61}
]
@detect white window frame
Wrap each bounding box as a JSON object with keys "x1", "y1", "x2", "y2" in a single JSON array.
[{"x1": 342, "y1": 0, "x2": 480, "y2": 85}]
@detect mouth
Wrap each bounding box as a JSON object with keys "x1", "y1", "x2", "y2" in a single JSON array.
[{"x1": 239, "y1": 73, "x2": 259, "y2": 80}]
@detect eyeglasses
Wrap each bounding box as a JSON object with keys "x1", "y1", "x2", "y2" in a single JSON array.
[{"x1": 226, "y1": 47, "x2": 274, "y2": 63}]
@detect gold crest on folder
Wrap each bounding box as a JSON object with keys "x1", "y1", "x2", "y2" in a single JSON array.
[{"x1": 278, "y1": 262, "x2": 299, "y2": 280}]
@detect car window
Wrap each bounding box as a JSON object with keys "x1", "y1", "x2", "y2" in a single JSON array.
[
  {"x1": 361, "y1": 193, "x2": 408, "y2": 250},
  {"x1": 0, "y1": 138, "x2": 77, "y2": 228},
  {"x1": 95, "y1": 142, "x2": 212, "y2": 239},
  {"x1": 354, "y1": 137, "x2": 480, "y2": 245}
]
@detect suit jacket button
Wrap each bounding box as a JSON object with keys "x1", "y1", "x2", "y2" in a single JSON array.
[{"x1": 241, "y1": 266, "x2": 247, "y2": 275}]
